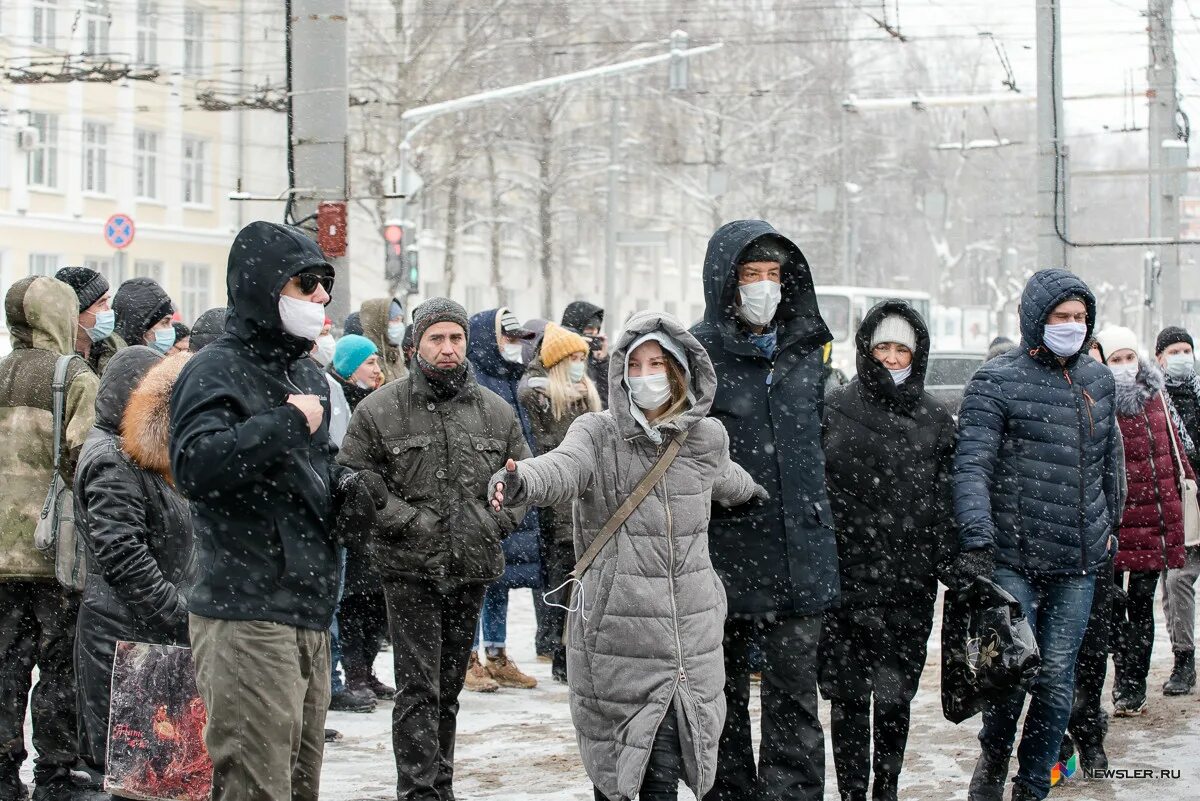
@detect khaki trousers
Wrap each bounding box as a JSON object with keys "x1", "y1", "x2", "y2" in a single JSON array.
[{"x1": 190, "y1": 614, "x2": 331, "y2": 801}]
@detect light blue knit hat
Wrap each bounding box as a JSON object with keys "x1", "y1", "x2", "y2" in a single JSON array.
[{"x1": 333, "y1": 334, "x2": 378, "y2": 378}]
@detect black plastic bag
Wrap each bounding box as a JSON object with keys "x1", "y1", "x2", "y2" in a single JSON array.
[{"x1": 941, "y1": 577, "x2": 1041, "y2": 723}]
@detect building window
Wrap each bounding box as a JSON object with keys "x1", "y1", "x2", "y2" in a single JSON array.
[
  {"x1": 181, "y1": 138, "x2": 207, "y2": 204},
  {"x1": 180, "y1": 263, "x2": 211, "y2": 322},
  {"x1": 32, "y1": 0, "x2": 57, "y2": 47},
  {"x1": 26, "y1": 112, "x2": 58, "y2": 189},
  {"x1": 29, "y1": 253, "x2": 62, "y2": 277},
  {"x1": 136, "y1": 0, "x2": 158, "y2": 66},
  {"x1": 82, "y1": 121, "x2": 108, "y2": 193},
  {"x1": 133, "y1": 260, "x2": 164, "y2": 284},
  {"x1": 83, "y1": 256, "x2": 120, "y2": 285},
  {"x1": 183, "y1": 6, "x2": 205, "y2": 76},
  {"x1": 83, "y1": 0, "x2": 110, "y2": 56},
  {"x1": 135, "y1": 130, "x2": 158, "y2": 199}
]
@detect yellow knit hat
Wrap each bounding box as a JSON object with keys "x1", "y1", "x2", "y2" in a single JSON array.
[{"x1": 540, "y1": 322, "x2": 590, "y2": 368}]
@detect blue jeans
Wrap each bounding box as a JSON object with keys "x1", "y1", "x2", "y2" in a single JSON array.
[
  {"x1": 330, "y1": 547, "x2": 347, "y2": 693},
  {"x1": 979, "y1": 567, "x2": 1095, "y2": 798},
  {"x1": 472, "y1": 581, "x2": 509, "y2": 651}
]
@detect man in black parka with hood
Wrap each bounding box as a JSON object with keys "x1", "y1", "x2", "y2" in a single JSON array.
[
  {"x1": 560, "y1": 300, "x2": 610, "y2": 407},
  {"x1": 819, "y1": 300, "x2": 957, "y2": 801},
  {"x1": 169, "y1": 221, "x2": 386, "y2": 801},
  {"x1": 691, "y1": 220, "x2": 838, "y2": 801}
]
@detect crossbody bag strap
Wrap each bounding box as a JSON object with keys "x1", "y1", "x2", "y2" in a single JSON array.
[
  {"x1": 49, "y1": 355, "x2": 73, "y2": 475},
  {"x1": 1161, "y1": 390, "x2": 1188, "y2": 483},
  {"x1": 570, "y1": 430, "x2": 688, "y2": 580}
]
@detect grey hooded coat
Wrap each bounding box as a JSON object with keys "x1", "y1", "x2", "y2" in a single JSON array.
[{"x1": 500, "y1": 312, "x2": 759, "y2": 800}]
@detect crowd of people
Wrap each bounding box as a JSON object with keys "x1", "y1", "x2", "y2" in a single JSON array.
[{"x1": 0, "y1": 217, "x2": 1197, "y2": 801}]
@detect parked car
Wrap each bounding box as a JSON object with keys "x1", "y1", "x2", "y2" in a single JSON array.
[{"x1": 926, "y1": 351, "x2": 985, "y2": 413}]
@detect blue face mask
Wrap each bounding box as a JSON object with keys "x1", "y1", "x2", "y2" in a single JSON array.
[
  {"x1": 85, "y1": 309, "x2": 115, "y2": 343},
  {"x1": 150, "y1": 327, "x2": 176, "y2": 354}
]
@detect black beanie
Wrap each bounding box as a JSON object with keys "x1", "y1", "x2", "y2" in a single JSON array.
[
  {"x1": 189, "y1": 307, "x2": 227, "y2": 352},
  {"x1": 55, "y1": 266, "x2": 109, "y2": 312},
  {"x1": 738, "y1": 235, "x2": 788, "y2": 265},
  {"x1": 1156, "y1": 326, "x2": 1194, "y2": 355},
  {"x1": 343, "y1": 311, "x2": 363, "y2": 336},
  {"x1": 412, "y1": 297, "x2": 469, "y2": 347}
]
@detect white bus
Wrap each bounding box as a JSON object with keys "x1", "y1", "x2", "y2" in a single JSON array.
[{"x1": 814, "y1": 285, "x2": 933, "y2": 372}]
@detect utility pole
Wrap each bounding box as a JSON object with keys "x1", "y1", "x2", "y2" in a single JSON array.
[
  {"x1": 287, "y1": 0, "x2": 351, "y2": 324},
  {"x1": 1148, "y1": 0, "x2": 1184, "y2": 334},
  {"x1": 604, "y1": 99, "x2": 621, "y2": 337},
  {"x1": 1036, "y1": 0, "x2": 1069, "y2": 270}
]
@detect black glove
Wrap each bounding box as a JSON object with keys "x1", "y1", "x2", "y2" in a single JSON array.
[
  {"x1": 334, "y1": 471, "x2": 389, "y2": 549},
  {"x1": 950, "y1": 547, "x2": 995, "y2": 590},
  {"x1": 489, "y1": 461, "x2": 525, "y2": 508}
]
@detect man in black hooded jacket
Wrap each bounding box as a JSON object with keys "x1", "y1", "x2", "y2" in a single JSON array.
[
  {"x1": 691, "y1": 220, "x2": 838, "y2": 801},
  {"x1": 561, "y1": 300, "x2": 610, "y2": 407},
  {"x1": 169, "y1": 221, "x2": 386, "y2": 801}
]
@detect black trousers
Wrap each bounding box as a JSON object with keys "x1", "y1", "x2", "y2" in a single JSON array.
[
  {"x1": 382, "y1": 579, "x2": 486, "y2": 801},
  {"x1": 705, "y1": 613, "x2": 824, "y2": 801},
  {"x1": 593, "y1": 712, "x2": 684, "y2": 801},
  {"x1": 339, "y1": 591, "x2": 389, "y2": 687},
  {"x1": 1112, "y1": 570, "x2": 1160, "y2": 698},
  {"x1": 1068, "y1": 560, "x2": 1115, "y2": 747},
  {"x1": 819, "y1": 605, "x2": 933, "y2": 801},
  {"x1": 0, "y1": 581, "x2": 79, "y2": 786}
]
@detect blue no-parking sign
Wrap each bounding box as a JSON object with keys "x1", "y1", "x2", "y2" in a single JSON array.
[{"x1": 104, "y1": 214, "x2": 135, "y2": 249}]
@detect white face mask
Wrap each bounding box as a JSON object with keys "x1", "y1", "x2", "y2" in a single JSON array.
[
  {"x1": 737, "y1": 280, "x2": 782, "y2": 327},
  {"x1": 1166, "y1": 352, "x2": 1195, "y2": 379},
  {"x1": 628, "y1": 372, "x2": 671, "y2": 410},
  {"x1": 889, "y1": 365, "x2": 912, "y2": 385},
  {"x1": 568, "y1": 361, "x2": 587, "y2": 383},
  {"x1": 355, "y1": 379, "x2": 374, "y2": 390},
  {"x1": 313, "y1": 334, "x2": 335, "y2": 366},
  {"x1": 1042, "y1": 322, "x2": 1087, "y2": 358},
  {"x1": 501, "y1": 342, "x2": 525, "y2": 364},
  {"x1": 1110, "y1": 363, "x2": 1139, "y2": 384},
  {"x1": 387, "y1": 322, "x2": 406, "y2": 346},
  {"x1": 278, "y1": 294, "x2": 326, "y2": 341}
]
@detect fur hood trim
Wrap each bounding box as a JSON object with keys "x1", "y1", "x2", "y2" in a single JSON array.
[
  {"x1": 121, "y1": 352, "x2": 191, "y2": 483},
  {"x1": 1114, "y1": 356, "x2": 1165, "y2": 417}
]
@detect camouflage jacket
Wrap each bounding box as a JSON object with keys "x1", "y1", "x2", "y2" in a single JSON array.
[{"x1": 0, "y1": 276, "x2": 99, "y2": 580}]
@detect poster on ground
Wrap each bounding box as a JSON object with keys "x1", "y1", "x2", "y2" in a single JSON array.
[{"x1": 106, "y1": 641, "x2": 213, "y2": 801}]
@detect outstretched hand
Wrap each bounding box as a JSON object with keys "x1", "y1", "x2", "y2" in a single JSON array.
[{"x1": 490, "y1": 459, "x2": 518, "y2": 512}]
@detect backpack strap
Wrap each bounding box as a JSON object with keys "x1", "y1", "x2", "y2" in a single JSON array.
[
  {"x1": 49, "y1": 355, "x2": 74, "y2": 476},
  {"x1": 569, "y1": 430, "x2": 688, "y2": 580}
]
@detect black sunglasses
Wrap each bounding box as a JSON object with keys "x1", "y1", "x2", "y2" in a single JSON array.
[{"x1": 296, "y1": 272, "x2": 334, "y2": 295}]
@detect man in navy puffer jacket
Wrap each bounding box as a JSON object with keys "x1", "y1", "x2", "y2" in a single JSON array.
[{"x1": 953, "y1": 268, "x2": 1122, "y2": 801}]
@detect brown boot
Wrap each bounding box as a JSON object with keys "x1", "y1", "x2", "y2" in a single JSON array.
[
  {"x1": 485, "y1": 648, "x2": 538, "y2": 689},
  {"x1": 465, "y1": 651, "x2": 499, "y2": 693}
]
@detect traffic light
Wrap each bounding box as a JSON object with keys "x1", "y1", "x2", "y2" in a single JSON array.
[
  {"x1": 383, "y1": 221, "x2": 404, "y2": 283},
  {"x1": 405, "y1": 247, "x2": 419, "y2": 294},
  {"x1": 669, "y1": 30, "x2": 688, "y2": 92}
]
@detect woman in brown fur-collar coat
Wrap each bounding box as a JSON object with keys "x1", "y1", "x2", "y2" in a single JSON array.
[{"x1": 73, "y1": 346, "x2": 196, "y2": 774}]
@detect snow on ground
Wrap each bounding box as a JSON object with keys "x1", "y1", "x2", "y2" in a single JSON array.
[
  {"x1": 320, "y1": 586, "x2": 1200, "y2": 800},
  {"x1": 21, "y1": 586, "x2": 1200, "y2": 799}
]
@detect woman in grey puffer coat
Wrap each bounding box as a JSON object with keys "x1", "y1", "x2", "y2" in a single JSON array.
[{"x1": 492, "y1": 311, "x2": 763, "y2": 800}]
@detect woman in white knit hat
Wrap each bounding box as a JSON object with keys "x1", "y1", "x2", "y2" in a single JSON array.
[
  {"x1": 819, "y1": 300, "x2": 958, "y2": 801},
  {"x1": 1096, "y1": 325, "x2": 1196, "y2": 717}
]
